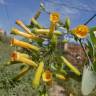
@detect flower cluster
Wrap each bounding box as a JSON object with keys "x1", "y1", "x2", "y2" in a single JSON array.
[{"x1": 9, "y1": 12, "x2": 81, "y2": 91}]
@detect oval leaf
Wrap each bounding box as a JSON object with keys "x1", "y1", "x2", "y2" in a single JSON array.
[{"x1": 81, "y1": 66, "x2": 96, "y2": 95}]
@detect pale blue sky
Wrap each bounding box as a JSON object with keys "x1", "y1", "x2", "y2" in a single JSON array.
[{"x1": 0, "y1": 0, "x2": 96, "y2": 33}]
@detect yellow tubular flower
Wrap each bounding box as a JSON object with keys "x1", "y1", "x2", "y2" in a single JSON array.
[
  {"x1": 16, "y1": 20, "x2": 31, "y2": 34},
  {"x1": 49, "y1": 12, "x2": 60, "y2": 37},
  {"x1": 14, "y1": 65, "x2": 30, "y2": 81},
  {"x1": 16, "y1": 51, "x2": 30, "y2": 59},
  {"x1": 49, "y1": 23, "x2": 56, "y2": 37},
  {"x1": 11, "y1": 28, "x2": 43, "y2": 42},
  {"x1": 11, "y1": 51, "x2": 37, "y2": 67},
  {"x1": 55, "y1": 74, "x2": 66, "y2": 80},
  {"x1": 11, "y1": 28, "x2": 33, "y2": 37},
  {"x1": 10, "y1": 38, "x2": 40, "y2": 52},
  {"x1": 32, "y1": 61, "x2": 44, "y2": 89},
  {"x1": 34, "y1": 29, "x2": 62, "y2": 36},
  {"x1": 61, "y1": 56, "x2": 80, "y2": 76},
  {"x1": 73, "y1": 25, "x2": 89, "y2": 38},
  {"x1": 42, "y1": 70, "x2": 52, "y2": 83}
]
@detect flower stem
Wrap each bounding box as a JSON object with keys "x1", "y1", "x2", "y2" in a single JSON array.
[{"x1": 79, "y1": 39, "x2": 92, "y2": 66}]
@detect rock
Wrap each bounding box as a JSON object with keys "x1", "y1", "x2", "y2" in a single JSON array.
[
  {"x1": 48, "y1": 82, "x2": 68, "y2": 96},
  {"x1": 63, "y1": 43, "x2": 87, "y2": 72}
]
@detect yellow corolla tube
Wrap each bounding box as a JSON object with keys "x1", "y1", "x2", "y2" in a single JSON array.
[
  {"x1": 16, "y1": 20, "x2": 31, "y2": 34},
  {"x1": 49, "y1": 12, "x2": 60, "y2": 37},
  {"x1": 13, "y1": 65, "x2": 30, "y2": 81},
  {"x1": 55, "y1": 73, "x2": 66, "y2": 80},
  {"x1": 61, "y1": 56, "x2": 80, "y2": 76},
  {"x1": 11, "y1": 28, "x2": 33, "y2": 38},
  {"x1": 15, "y1": 51, "x2": 30, "y2": 59},
  {"x1": 33, "y1": 29, "x2": 62, "y2": 36},
  {"x1": 32, "y1": 61, "x2": 44, "y2": 89},
  {"x1": 11, "y1": 51, "x2": 37, "y2": 67},
  {"x1": 11, "y1": 28, "x2": 43, "y2": 42},
  {"x1": 72, "y1": 25, "x2": 89, "y2": 38},
  {"x1": 10, "y1": 38, "x2": 40, "y2": 52}
]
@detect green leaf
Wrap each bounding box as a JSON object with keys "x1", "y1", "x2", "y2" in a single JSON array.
[
  {"x1": 93, "y1": 61, "x2": 96, "y2": 72},
  {"x1": 87, "y1": 39, "x2": 94, "y2": 57},
  {"x1": 90, "y1": 26, "x2": 96, "y2": 32},
  {"x1": 81, "y1": 66, "x2": 96, "y2": 95},
  {"x1": 26, "y1": 25, "x2": 34, "y2": 29},
  {"x1": 51, "y1": 35, "x2": 57, "y2": 45},
  {"x1": 89, "y1": 26, "x2": 96, "y2": 45},
  {"x1": 65, "y1": 17, "x2": 71, "y2": 31}
]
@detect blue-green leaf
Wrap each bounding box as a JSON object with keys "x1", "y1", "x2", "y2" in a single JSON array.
[{"x1": 81, "y1": 66, "x2": 96, "y2": 95}]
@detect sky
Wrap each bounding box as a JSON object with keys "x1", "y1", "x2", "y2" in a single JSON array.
[{"x1": 0, "y1": 0, "x2": 96, "y2": 33}]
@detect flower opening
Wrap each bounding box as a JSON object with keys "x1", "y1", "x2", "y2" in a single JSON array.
[
  {"x1": 50, "y1": 12, "x2": 60, "y2": 23},
  {"x1": 42, "y1": 70, "x2": 52, "y2": 82},
  {"x1": 73, "y1": 25, "x2": 89, "y2": 38}
]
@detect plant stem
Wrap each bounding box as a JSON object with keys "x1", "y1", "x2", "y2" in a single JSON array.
[{"x1": 79, "y1": 39, "x2": 92, "y2": 66}]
